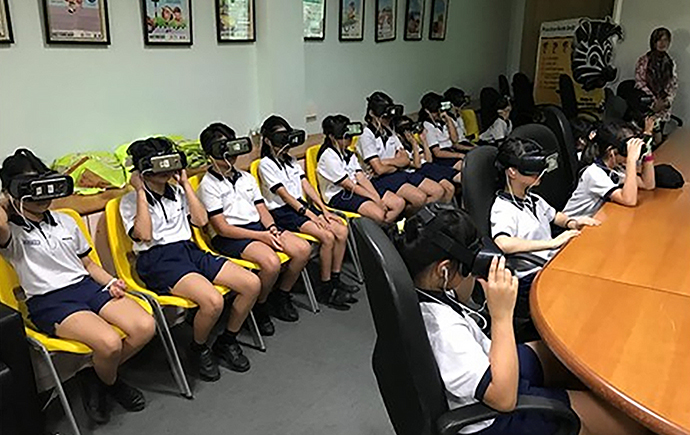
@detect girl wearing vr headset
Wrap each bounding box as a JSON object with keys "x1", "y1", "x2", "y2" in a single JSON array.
[
  {"x1": 419, "y1": 92, "x2": 473, "y2": 169},
  {"x1": 564, "y1": 121, "x2": 656, "y2": 218},
  {"x1": 198, "y1": 123, "x2": 312, "y2": 333},
  {"x1": 259, "y1": 115, "x2": 358, "y2": 310},
  {"x1": 358, "y1": 91, "x2": 447, "y2": 215},
  {"x1": 318, "y1": 114, "x2": 406, "y2": 224},
  {"x1": 479, "y1": 96, "x2": 513, "y2": 144},
  {"x1": 394, "y1": 205, "x2": 648, "y2": 435},
  {"x1": 391, "y1": 114, "x2": 458, "y2": 202},
  {"x1": 0, "y1": 149, "x2": 155, "y2": 424},
  {"x1": 444, "y1": 87, "x2": 476, "y2": 142},
  {"x1": 121, "y1": 138, "x2": 261, "y2": 382}
]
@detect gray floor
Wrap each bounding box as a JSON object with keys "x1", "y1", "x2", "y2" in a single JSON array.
[{"x1": 47, "y1": 266, "x2": 395, "y2": 435}]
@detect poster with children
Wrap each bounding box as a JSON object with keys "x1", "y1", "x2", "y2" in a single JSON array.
[
  {"x1": 216, "y1": 0, "x2": 255, "y2": 42},
  {"x1": 143, "y1": 0, "x2": 192, "y2": 45},
  {"x1": 43, "y1": 0, "x2": 110, "y2": 44},
  {"x1": 339, "y1": 0, "x2": 363, "y2": 41},
  {"x1": 376, "y1": 0, "x2": 396, "y2": 42}
]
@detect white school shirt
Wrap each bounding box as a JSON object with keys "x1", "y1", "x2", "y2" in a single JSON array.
[
  {"x1": 0, "y1": 211, "x2": 91, "y2": 298},
  {"x1": 563, "y1": 163, "x2": 626, "y2": 218},
  {"x1": 490, "y1": 192, "x2": 557, "y2": 278},
  {"x1": 357, "y1": 125, "x2": 405, "y2": 178},
  {"x1": 198, "y1": 169, "x2": 265, "y2": 235},
  {"x1": 258, "y1": 156, "x2": 306, "y2": 211},
  {"x1": 479, "y1": 118, "x2": 512, "y2": 143},
  {"x1": 119, "y1": 183, "x2": 192, "y2": 253},
  {"x1": 420, "y1": 298, "x2": 494, "y2": 434},
  {"x1": 454, "y1": 116, "x2": 468, "y2": 139},
  {"x1": 424, "y1": 121, "x2": 454, "y2": 150},
  {"x1": 317, "y1": 144, "x2": 364, "y2": 204}
]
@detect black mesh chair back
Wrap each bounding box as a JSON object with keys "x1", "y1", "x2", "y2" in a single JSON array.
[
  {"x1": 542, "y1": 105, "x2": 579, "y2": 183},
  {"x1": 479, "y1": 87, "x2": 501, "y2": 131},
  {"x1": 512, "y1": 72, "x2": 536, "y2": 126},
  {"x1": 461, "y1": 146, "x2": 499, "y2": 237},
  {"x1": 558, "y1": 74, "x2": 578, "y2": 120},
  {"x1": 499, "y1": 74, "x2": 511, "y2": 98},
  {"x1": 603, "y1": 87, "x2": 628, "y2": 121}
]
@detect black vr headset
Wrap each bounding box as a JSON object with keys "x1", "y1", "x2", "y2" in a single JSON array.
[
  {"x1": 497, "y1": 143, "x2": 559, "y2": 176},
  {"x1": 207, "y1": 137, "x2": 253, "y2": 160},
  {"x1": 334, "y1": 121, "x2": 364, "y2": 139},
  {"x1": 131, "y1": 139, "x2": 188, "y2": 175},
  {"x1": 412, "y1": 203, "x2": 505, "y2": 280},
  {"x1": 393, "y1": 118, "x2": 424, "y2": 135},
  {"x1": 614, "y1": 134, "x2": 653, "y2": 159},
  {"x1": 270, "y1": 129, "x2": 307, "y2": 149},
  {"x1": 368, "y1": 95, "x2": 404, "y2": 119},
  {"x1": 8, "y1": 172, "x2": 74, "y2": 201}
]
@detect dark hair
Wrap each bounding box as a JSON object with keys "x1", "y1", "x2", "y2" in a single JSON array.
[
  {"x1": 419, "y1": 92, "x2": 443, "y2": 124},
  {"x1": 570, "y1": 118, "x2": 597, "y2": 150},
  {"x1": 127, "y1": 137, "x2": 176, "y2": 172},
  {"x1": 200, "y1": 123, "x2": 236, "y2": 155},
  {"x1": 484, "y1": 95, "x2": 511, "y2": 132},
  {"x1": 393, "y1": 206, "x2": 478, "y2": 278},
  {"x1": 390, "y1": 115, "x2": 415, "y2": 150},
  {"x1": 444, "y1": 87, "x2": 468, "y2": 107},
  {"x1": 495, "y1": 137, "x2": 543, "y2": 187},
  {"x1": 649, "y1": 27, "x2": 672, "y2": 52},
  {"x1": 646, "y1": 27, "x2": 675, "y2": 99},
  {"x1": 260, "y1": 115, "x2": 292, "y2": 158},
  {"x1": 0, "y1": 149, "x2": 51, "y2": 191},
  {"x1": 581, "y1": 121, "x2": 638, "y2": 166},
  {"x1": 322, "y1": 114, "x2": 351, "y2": 149},
  {"x1": 365, "y1": 91, "x2": 394, "y2": 124}
]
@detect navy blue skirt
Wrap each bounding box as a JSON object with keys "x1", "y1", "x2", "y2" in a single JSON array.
[
  {"x1": 419, "y1": 162, "x2": 458, "y2": 183},
  {"x1": 371, "y1": 172, "x2": 411, "y2": 196},
  {"x1": 212, "y1": 221, "x2": 266, "y2": 258},
  {"x1": 329, "y1": 190, "x2": 370, "y2": 212},
  {"x1": 271, "y1": 200, "x2": 321, "y2": 232}
]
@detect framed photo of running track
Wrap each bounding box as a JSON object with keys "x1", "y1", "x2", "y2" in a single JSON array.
[
  {"x1": 42, "y1": 0, "x2": 111, "y2": 44},
  {"x1": 0, "y1": 0, "x2": 14, "y2": 44},
  {"x1": 375, "y1": 0, "x2": 396, "y2": 42},
  {"x1": 339, "y1": 0, "x2": 364, "y2": 41}
]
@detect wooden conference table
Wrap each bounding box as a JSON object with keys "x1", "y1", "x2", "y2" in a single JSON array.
[{"x1": 531, "y1": 128, "x2": 690, "y2": 435}]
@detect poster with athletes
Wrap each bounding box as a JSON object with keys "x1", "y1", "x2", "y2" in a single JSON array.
[{"x1": 534, "y1": 18, "x2": 604, "y2": 110}]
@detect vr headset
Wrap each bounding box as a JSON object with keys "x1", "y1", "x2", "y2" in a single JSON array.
[
  {"x1": 498, "y1": 149, "x2": 559, "y2": 176},
  {"x1": 135, "y1": 151, "x2": 187, "y2": 174},
  {"x1": 394, "y1": 119, "x2": 424, "y2": 135},
  {"x1": 440, "y1": 101, "x2": 453, "y2": 112},
  {"x1": 370, "y1": 98, "x2": 404, "y2": 118},
  {"x1": 615, "y1": 134, "x2": 653, "y2": 160},
  {"x1": 8, "y1": 173, "x2": 74, "y2": 201},
  {"x1": 207, "y1": 137, "x2": 253, "y2": 159},
  {"x1": 413, "y1": 203, "x2": 505, "y2": 280},
  {"x1": 342, "y1": 122, "x2": 364, "y2": 139},
  {"x1": 271, "y1": 130, "x2": 306, "y2": 149}
]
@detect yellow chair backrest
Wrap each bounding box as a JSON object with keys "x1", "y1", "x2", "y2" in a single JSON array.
[
  {"x1": 305, "y1": 145, "x2": 321, "y2": 196},
  {"x1": 104, "y1": 197, "x2": 145, "y2": 290},
  {"x1": 461, "y1": 109, "x2": 480, "y2": 140},
  {"x1": 249, "y1": 159, "x2": 260, "y2": 184},
  {"x1": 187, "y1": 174, "x2": 214, "y2": 252}
]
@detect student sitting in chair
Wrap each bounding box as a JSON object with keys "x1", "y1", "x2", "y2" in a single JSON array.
[
  {"x1": 444, "y1": 86, "x2": 477, "y2": 144},
  {"x1": 391, "y1": 114, "x2": 458, "y2": 201},
  {"x1": 569, "y1": 117, "x2": 598, "y2": 163},
  {"x1": 419, "y1": 92, "x2": 471, "y2": 169},
  {"x1": 0, "y1": 149, "x2": 155, "y2": 425},
  {"x1": 317, "y1": 114, "x2": 405, "y2": 225},
  {"x1": 119, "y1": 137, "x2": 261, "y2": 381},
  {"x1": 358, "y1": 91, "x2": 445, "y2": 214},
  {"x1": 479, "y1": 96, "x2": 513, "y2": 144},
  {"x1": 563, "y1": 120, "x2": 656, "y2": 219},
  {"x1": 258, "y1": 116, "x2": 358, "y2": 310},
  {"x1": 393, "y1": 204, "x2": 649, "y2": 435},
  {"x1": 198, "y1": 123, "x2": 313, "y2": 329}
]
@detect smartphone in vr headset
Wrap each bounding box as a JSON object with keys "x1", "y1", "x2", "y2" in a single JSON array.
[
  {"x1": 273, "y1": 130, "x2": 307, "y2": 149},
  {"x1": 344, "y1": 122, "x2": 364, "y2": 138},
  {"x1": 440, "y1": 101, "x2": 453, "y2": 112},
  {"x1": 209, "y1": 137, "x2": 253, "y2": 159},
  {"x1": 504, "y1": 152, "x2": 559, "y2": 176},
  {"x1": 150, "y1": 154, "x2": 185, "y2": 173},
  {"x1": 396, "y1": 120, "x2": 424, "y2": 135},
  {"x1": 8, "y1": 174, "x2": 74, "y2": 201}
]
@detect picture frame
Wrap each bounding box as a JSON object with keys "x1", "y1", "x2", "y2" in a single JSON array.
[
  {"x1": 142, "y1": 0, "x2": 193, "y2": 45},
  {"x1": 403, "y1": 0, "x2": 424, "y2": 41},
  {"x1": 304, "y1": 0, "x2": 325, "y2": 41},
  {"x1": 216, "y1": 0, "x2": 255, "y2": 43},
  {"x1": 339, "y1": 0, "x2": 364, "y2": 42},
  {"x1": 0, "y1": 0, "x2": 14, "y2": 44},
  {"x1": 375, "y1": 0, "x2": 396, "y2": 42},
  {"x1": 42, "y1": 0, "x2": 110, "y2": 45},
  {"x1": 429, "y1": 0, "x2": 448, "y2": 41}
]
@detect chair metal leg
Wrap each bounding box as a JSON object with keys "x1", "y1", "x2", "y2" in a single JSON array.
[
  {"x1": 347, "y1": 229, "x2": 364, "y2": 284},
  {"x1": 301, "y1": 270, "x2": 320, "y2": 313},
  {"x1": 131, "y1": 291, "x2": 193, "y2": 399},
  {"x1": 27, "y1": 336, "x2": 81, "y2": 435},
  {"x1": 246, "y1": 311, "x2": 266, "y2": 352}
]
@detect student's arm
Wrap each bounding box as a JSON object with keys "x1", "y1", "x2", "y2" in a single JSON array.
[
  {"x1": 340, "y1": 176, "x2": 381, "y2": 204},
  {"x1": 609, "y1": 138, "x2": 644, "y2": 207},
  {"x1": 368, "y1": 157, "x2": 399, "y2": 176},
  {"x1": 129, "y1": 172, "x2": 153, "y2": 242},
  {"x1": 494, "y1": 233, "x2": 579, "y2": 253},
  {"x1": 418, "y1": 134, "x2": 434, "y2": 163},
  {"x1": 553, "y1": 212, "x2": 600, "y2": 230},
  {"x1": 442, "y1": 112, "x2": 460, "y2": 145},
  {"x1": 431, "y1": 147, "x2": 466, "y2": 160},
  {"x1": 0, "y1": 194, "x2": 10, "y2": 247},
  {"x1": 381, "y1": 150, "x2": 410, "y2": 169},
  {"x1": 302, "y1": 179, "x2": 328, "y2": 212},
  {"x1": 637, "y1": 156, "x2": 655, "y2": 190},
  {"x1": 406, "y1": 133, "x2": 422, "y2": 169},
  {"x1": 177, "y1": 170, "x2": 208, "y2": 227}
]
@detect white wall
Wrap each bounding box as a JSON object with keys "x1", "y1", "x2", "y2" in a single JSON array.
[
  {"x1": 614, "y1": 0, "x2": 690, "y2": 122},
  {"x1": 0, "y1": 0, "x2": 512, "y2": 162}
]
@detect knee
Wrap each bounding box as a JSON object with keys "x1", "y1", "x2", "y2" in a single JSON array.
[
  {"x1": 320, "y1": 231, "x2": 335, "y2": 248},
  {"x1": 369, "y1": 207, "x2": 385, "y2": 224},
  {"x1": 200, "y1": 291, "x2": 225, "y2": 317},
  {"x1": 334, "y1": 224, "x2": 348, "y2": 241},
  {"x1": 95, "y1": 331, "x2": 123, "y2": 360},
  {"x1": 391, "y1": 196, "x2": 406, "y2": 212},
  {"x1": 409, "y1": 189, "x2": 426, "y2": 208},
  {"x1": 131, "y1": 314, "x2": 156, "y2": 344},
  {"x1": 296, "y1": 240, "x2": 312, "y2": 262},
  {"x1": 261, "y1": 254, "x2": 282, "y2": 277},
  {"x1": 245, "y1": 274, "x2": 262, "y2": 300}
]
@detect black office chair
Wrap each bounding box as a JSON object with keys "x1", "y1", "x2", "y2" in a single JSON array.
[
  {"x1": 461, "y1": 146, "x2": 498, "y2": 238},
  {"x1": 352, "y1": 218, "x2": 581, "y2": 435},
  {"x1": 558, "y1": 75, "x2": 599, "y2": 122},
  {"x1": 479, "y1": 87, "x2": 502, "y2": 132},
  {"x1": 542, "y1": 106, "x2": 580, "y2": 185},
  {"x1": 603, "y1": 87, "x2": 627, "y2": 121},
  {"x1": 512, "y1": 72, "x2": 539, "y2": 127},
  {"x1": 498, "y1": 74, "x2": 511, "y2": 99},
  {"x1": 510, "y1": 124, "x2": 572, "y2": 211}
]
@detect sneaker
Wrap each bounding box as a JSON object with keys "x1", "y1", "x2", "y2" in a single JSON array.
[
  {"x1": 269, "y1": 291, "x2": 299, "y2": 322},
  {"x1": 78, "y1": 369, "x2": 110, "y2": 425},
  {"x1": 107, "y1": 379, "x2": 146, "y2": 412},
  {"x1": 190, "y1": 343, "x2": 220, "y2": 382},
  {"x1": 213, "y1": 340, "x2": 251, "y2": 372},
  {"x1": 316, "y1": 283, "x2": 351, "y2": 311},
  {"x1": 253, "y1": 303, "x2": 275, "y2": 336}
]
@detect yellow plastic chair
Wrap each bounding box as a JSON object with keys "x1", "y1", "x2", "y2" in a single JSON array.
[
  {"x1": 461, "y1": 109, "x2": 480, "y2": 141},
  {"x1": 0, "y1": 208, "x2": 152, "y2": 435},
  {"x1": 188, "y1": 174, "x2": 318, "y2": 314}
]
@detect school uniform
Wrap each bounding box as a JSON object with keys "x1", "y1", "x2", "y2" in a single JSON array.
[
  {"x1": 424, "y1": 120, "x2": 462, "y2": 167},
  {"x1": 490, "y1": 192, "x2": 557, "y2": 279},
  {"x1": 0, "y1": 211, "x2": 111, "y2": 335},
  {"x1": 316, "y1": 143, "x2": 370, "y2": 212},
  {"x1": 119, "y1": 183, "x2": 225, "y2": 294},
  {"x1": 419, "y1": 290, "x2": 573, "y2": 435},
  {"x1": 479, "y1": 118, "x2": 512, "y2": 144},
  {"x1": 258, "y1": 155, "x2": 322, "y2": 232},
  {"x1": 357, "y1": 125, "x2": 423, "y2": 196},
  {"x1": 403, "y1": 147, "x2": 458, "y2": 183},
  {"x1": 198, "y1": 168, "x2": 269, "y2": 257},
  {"x1": 563, "y1": 161, "x2": 626, "y2": 218}
]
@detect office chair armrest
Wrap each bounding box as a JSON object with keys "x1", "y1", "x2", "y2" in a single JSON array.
[
  {"x1": 670, "y1": 114, "x2": 683, "y2": 128},
  {"x1": 506, "y1": 252, "x2": 547, "y2": 275},
  {"x1": 437, "y1": 395, "x2": 580, "y2": 435}
]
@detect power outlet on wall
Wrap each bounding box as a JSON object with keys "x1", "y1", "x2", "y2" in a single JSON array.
[{"x1": 305, "y1": 114, "x2": 318, "y2": 123}]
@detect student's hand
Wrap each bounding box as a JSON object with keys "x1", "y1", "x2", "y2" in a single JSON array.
[
  {"x1": 108, "y1": 279, "x2": 127, "y2": 299},
  {"x1": 0, "y1": 193, "x2": 9, "y2": 227},
  {"x1": 440, "y1": 111, "x2": 453, "y2": 124},
  {"x1": 644, "y1": 116, "x2": 656, "y2": 134},
  {"x1": 130, "y1": 171, "x2": 146, "y2": 192},
  {"x1": 478, "y1": 256, "x2": 518, "y2": 323},
  {"x1": 260, "y1": 231, "x2": 283, "y2": 251},
  {"x1": 626, "y1": 137, "x2": 644, "y2": 163},
  {"x1": 404, "y1": 131, "x2": 417, "y2": 145},
  {"x1": 323, "y1": 211, "x2": 340, "y2": 224},
  {"x1": 268, "y1": 225, "x2": 281, "y2": 236},
  {"x1": 550, "y1": 229, "x2": 580, "y2": 249},
  {"x1": 174, "y1": 169, "x2": 189, "y2": 186},
  {"x1": 573, "y1": 217, "x2": 600, "y2": 229}
]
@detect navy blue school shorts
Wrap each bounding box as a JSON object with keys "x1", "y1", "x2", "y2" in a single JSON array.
[
  {"x1": 419, "y1": 162, "x2": 458, "y2": 183},
  {"x1": 433, "y1": 156, "x2": 462, "y2": 167},
  {"x1": 136, "y1": 240, "x2": 226, "y2": 294},
  {"x1": 271, "y1": 200, "x2": 322, "y2": 233},
  {"x1": 406, "y1": 171, "x2": 426, "y2": 187},
  {"x1": 27, "y1": 276, "x2": 112, "y2": 336},
  {"x1": 329, "y1": 191, "x2": 370, "y2": 213},
  {"x1": 474, "y1": 345, "x2": 575, "y2": 435},
  {"x1": 212, "y1": 221, "x2": 266, "y2": 258},
  {"x1": 371, "y1": 171, "x2": 411, "y2": 196}
]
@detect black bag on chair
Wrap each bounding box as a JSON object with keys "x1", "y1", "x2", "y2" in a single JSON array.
[{"x1": 654, "y1": 164, "x2": 684, "y2": 189}]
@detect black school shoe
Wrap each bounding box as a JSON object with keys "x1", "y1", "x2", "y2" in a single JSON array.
[
  {"x1": 316, "y1": 283, "x2": 351, "y2": 311},
  {"x1": 335, "y1": 278, "x2": 361, "y2": 294},
  {"x1": 213, "y1": 340, "x2": 251, "y2": 373},
  {"x1": 253, "y1": 302, "x2": 275, "y2": 336},
  {"x1": 107, "y1": 379, "x2": 146, "y2": 412},
  {"x1": 78, "y1": 369, "x2": 110, "y2": 425},
  {"x1": 190, "y1": 343, "x2": 221, "y2": 382},
  {"x1": 269, "y1": 290, "x2": 299, "y2": 322}
]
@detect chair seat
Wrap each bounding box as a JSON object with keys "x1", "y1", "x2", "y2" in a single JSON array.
[{"x1": 191, "y1": 226, "x2": 291, "y2": 268}]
